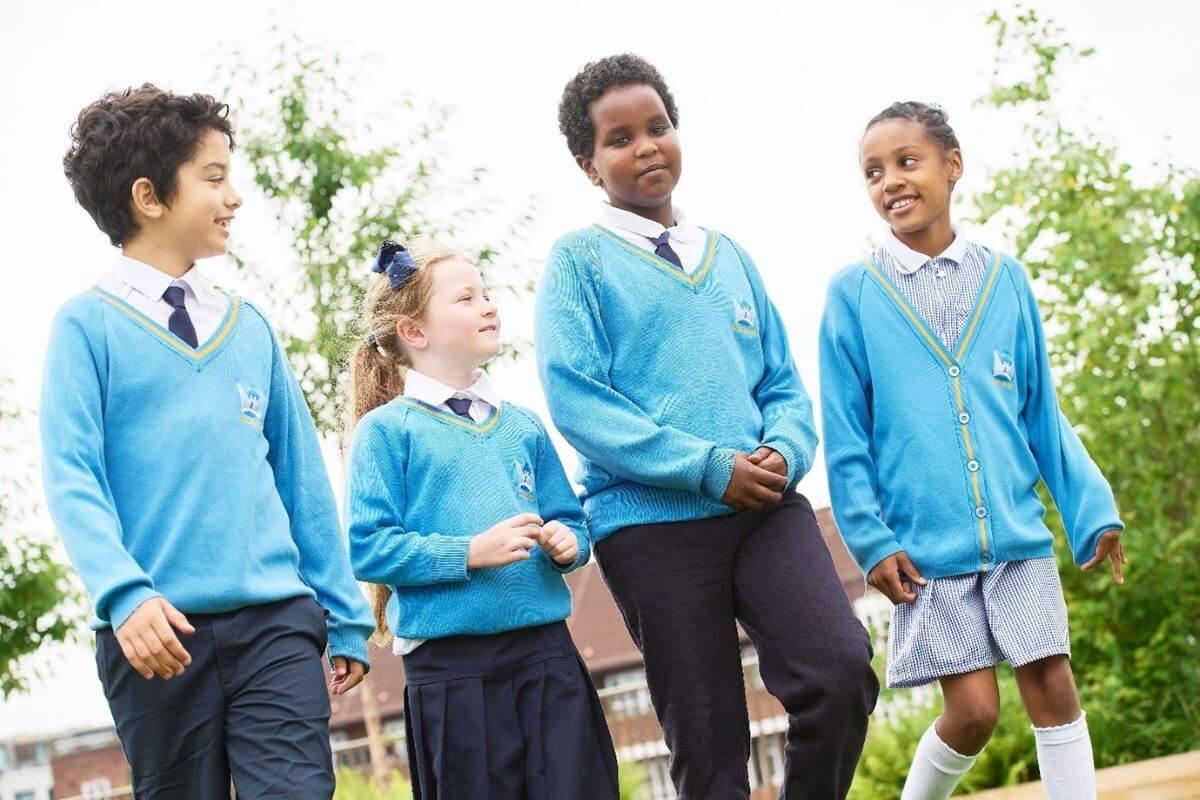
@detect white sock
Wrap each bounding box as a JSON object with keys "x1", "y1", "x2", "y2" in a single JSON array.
[
  {"x1": 1033, "y1": 710, "x2": 1096, "y2": 800},
  {"x1": 901, "y1": 719, "x2": 979, "y2": 800}
]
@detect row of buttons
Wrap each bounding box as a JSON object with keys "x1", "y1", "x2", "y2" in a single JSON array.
[{"x1": 949, "y1": 366, "x2": 989, "y2": 527}]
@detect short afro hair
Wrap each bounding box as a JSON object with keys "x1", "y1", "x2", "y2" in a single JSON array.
[
  {"x1": 865, "y1": 101, "x2": 960, "y2": 154},
  {"x1": 63, "y1": 83, "x2": 235, "y2": 246},
  {"x1": 558, "y1": 54, "x2": 679, "y2": 158}
]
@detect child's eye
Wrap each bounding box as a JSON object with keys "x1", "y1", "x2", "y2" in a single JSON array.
[
  {"x1": 652, "y1": 125, "x2": 670, "y2": 135},
  {"x1": 865, "y1": 168, "x2": 881, "y2": 180},
  {"x1": 609, "y1": 135, "x2": 629, "y2": 146},
  {"x1": 900, "y1": 157, "x2": 917, "y2": 167}
]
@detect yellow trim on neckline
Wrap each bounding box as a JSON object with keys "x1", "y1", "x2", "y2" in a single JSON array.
[
  {"x1": 591, "y1": 225, "x2": 719, "y2": 287},
  {"x1": 89, "y1": 288, "x2": 240, "y2": 361},
  {"x1": 399, "y1": 397, "x2": 503, "y2": 434}
]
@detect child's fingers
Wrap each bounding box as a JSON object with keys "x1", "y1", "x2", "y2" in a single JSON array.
[
  {"x1": 144, "y1": 630, "x2": 185, "y2": 677},
  {"x1": 897, "y1": 552, "x2": 927, "y2": 585},
  {"x1": 164, "y1": 603, "x2": 195, "y2": 635},
  {"x1": 507, "y1": 513, "x2": 544, "y2": 528},
  {"x1": 1110, "y1": 549, "x2": 1125, "y2": 584},
  {"x1": 133, "y1": 635, "x2": 172, "y2": 679},
  {"x1": 150, "y1": 616, "x2": 192, "y2": 669},
  {"x1": 118, "y1": 637, "x2": 154, "y2": 680}
]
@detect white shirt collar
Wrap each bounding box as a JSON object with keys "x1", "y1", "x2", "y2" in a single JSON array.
[
  {"x1": 884, "y1": 228, "x2": 970, "y2": 275},
  {"x1": 116, "y1": 254, "x2": 214, "y2": 301},
  {"x1": 599, "y1": 203, "x2": 703, "y2": 244},
  {"x1": 404, "y1": 369, "x2": 502, "y2": 409}
]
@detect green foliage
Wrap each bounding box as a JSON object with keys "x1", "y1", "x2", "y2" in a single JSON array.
[
  {"x1": 333, "y1": 768, "x2": 412, "y2": 799},
  {"x1": 973, "y1": 6, "x2": 1200, "y2": 766},
  {"x1": 618, "y1": 759, "x2": 649, "y2": 799},
  {"x1": 225, "y1": 31, "x2": 538, "y2": 435},
  {"x1": 0, "y1": 376, "x2": 78, "y2": 697}
]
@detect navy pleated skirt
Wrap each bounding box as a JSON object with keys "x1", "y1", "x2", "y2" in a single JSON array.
[{"x1": 402, "y1": 621, "x2": 619, "y2": 800}]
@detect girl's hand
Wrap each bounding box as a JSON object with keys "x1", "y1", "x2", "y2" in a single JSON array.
[
  {"x1": 329, "y1": 657, "x2": 366, "y2": 695},
  {"x1": 722, "y1": 452, "x2": 787, "y2": 511},
  {"x1": 1081, "y1": 529, "x2": 1127, "y2": 585},
  {"x1": 868, "y1": 551, "x2": 927, "y2": 605},
  {"x1": 468, "y1": 513, "x2": 543, "y2": 569},
  {"x1": 748, "y1": 446, "x2": 788, "y2": 479},
  {"x1": 539, "y1": 520, "x2": 579, "y2": 566}
]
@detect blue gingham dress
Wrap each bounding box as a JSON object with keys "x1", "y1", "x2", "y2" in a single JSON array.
[{"x1": 874, "y1": 239, "x2": 1072, "y2": 688}]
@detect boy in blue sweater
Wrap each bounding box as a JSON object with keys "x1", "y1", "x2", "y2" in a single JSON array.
[
  {"x1": 536, "y1": 55, "x2": 878, "y2": 800},
  {"x1": 44, "y1": 84, "x2": 374, "y2": 799}
]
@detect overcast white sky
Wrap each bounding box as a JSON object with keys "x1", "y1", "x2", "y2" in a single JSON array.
[{"x1": 1, "y1": 0, "x2": 1195, "y2": 739}]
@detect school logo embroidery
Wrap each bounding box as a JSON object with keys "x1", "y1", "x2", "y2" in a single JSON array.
[
  {"x1": 992, "y1": 350, "x2": 1016, "y2": 384},
  {"x1": 238, "y1": 384, "x2": 266, "y2": 425},
  {"x1": 514, "y1": 459, "x2": 535, "y2": 500},
  {"x1": 732, "y1": 296, "x2": 757, "y2": 332}
]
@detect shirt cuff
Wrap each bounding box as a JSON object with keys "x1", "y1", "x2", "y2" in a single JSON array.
[
  {"x1": 106, "y1": 586, "x2": 163, "y2": 633},
  {"x1": 700, "y1": 447, "x2": 738, "y2": 502}
]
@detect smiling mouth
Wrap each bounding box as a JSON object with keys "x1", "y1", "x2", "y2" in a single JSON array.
[
  {"x1": 638, "y1": 164, "x2": 668, "y2": 177},
  {"x1": 215, "y1": 218, "x2": 234, "y2": 231},
  {"x1": 886, "y1": 196, "x2": 918, "y2": 211},
  {"x1": 479, "y1": 324, "x2": 499, "y2": 333}
]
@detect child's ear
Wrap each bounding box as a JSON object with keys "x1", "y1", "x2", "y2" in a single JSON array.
[
  {"x1": 395, "y1": 317, "x2": 427, "y2": 351},
  {"x1": 129, "y1": 177, "x2": 165, "y2": 221},
  {"x1": 947, "y1": 148, "x2": 964, "y2": 187},
  {"x1": 575, "y1": 154, "x2": 603, "y2": 188}
]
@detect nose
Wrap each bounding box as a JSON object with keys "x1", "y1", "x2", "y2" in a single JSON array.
[
  {"x1": 883, "y1": 171, "x2": 904, "y2": 193},
  {"x1": 635, "y1": 136, "x2": 659, "y2": 159},
  {"x1": 227, "y1": 183, "x2": 243, "y2": 210}
]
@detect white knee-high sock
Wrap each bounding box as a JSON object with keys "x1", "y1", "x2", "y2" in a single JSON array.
[
  {"x1": 1033, "y1": 710, "x2": 1096, "y2": 800},
  {"x1": 900, "y1": 719, "x2": 978, "y2": 800}
]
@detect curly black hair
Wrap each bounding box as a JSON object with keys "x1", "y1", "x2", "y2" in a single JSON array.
[
  {"x1": 558, "y1": 54, "x2": 679, "y2": 158},
  {"x1": 864, "y1": 101, "x2": 960, "y2": 153},
  {"x1": 63, "y1": 83, "x2": 236, "y2": 246}
]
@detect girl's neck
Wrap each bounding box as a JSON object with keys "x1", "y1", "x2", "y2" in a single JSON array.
[
  {"x1": 410, "y1": 360, "x2": 480, "y2": 392},
  {"x1": 610, "y1": 196, "x2": 675, "y2": 230},
  {"x1": 892, "y1": 216, "x2": 955, "y2": 259}
]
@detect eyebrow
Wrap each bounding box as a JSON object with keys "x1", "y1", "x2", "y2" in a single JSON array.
[{"x1": 202, "y1": 162, "x2": 228, "y2": 171}]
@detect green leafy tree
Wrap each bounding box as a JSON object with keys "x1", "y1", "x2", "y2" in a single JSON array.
[
  {"x1": 0, "y1": 375, "x2": 77, "y2": 697},
  {"x1": 224, "y1": 32, "x2": 537, "y2": 435},
  {"x1": 974, "y1": 6, "x2": 1200, "y2": 767}
]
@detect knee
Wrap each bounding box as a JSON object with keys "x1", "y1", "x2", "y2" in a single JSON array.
[
  {"x1": 792, "y1": 638, "x2": 879, "y2": 719},
  {"x1": 943, "y1": 698, "x2": 1000, "y2": 746}
]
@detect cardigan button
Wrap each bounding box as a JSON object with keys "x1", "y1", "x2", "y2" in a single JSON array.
[
  {"x1": 948, "y1": 365, "x2": 961, "y2": 377},
  {"x1": 968, "y1": 460, "x2": 980, "y2": 472},
  {"x1": 975, "y1": 506, "x2": 988, "y2": 519},
  {"x1": 959, "y1": 412, "x2": 971, "y2": 424}
]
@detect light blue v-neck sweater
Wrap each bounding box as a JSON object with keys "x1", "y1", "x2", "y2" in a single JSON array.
[{"x1": 40, "y1": 289, "x2": 373, "y2": 664}]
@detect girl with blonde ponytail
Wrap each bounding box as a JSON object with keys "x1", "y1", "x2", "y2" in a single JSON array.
[{"x1": 342, "y1": 237, "x2": 618, "y2": 798}]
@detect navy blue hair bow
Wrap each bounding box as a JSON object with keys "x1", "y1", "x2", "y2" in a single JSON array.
[{"x1": 372, "y1": 240, "x2": 419, "y2": 290}]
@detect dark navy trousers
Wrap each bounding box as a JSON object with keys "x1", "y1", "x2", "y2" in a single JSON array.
[
  {"x1": 595, "y1": 492, "x2": 880, "y2": 800},
  {"x1": 96, "y1": 595, "x2": 335, "y2": 799}
]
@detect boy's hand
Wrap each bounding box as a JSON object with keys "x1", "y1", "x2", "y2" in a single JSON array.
[
  {"x1": 468, "y1": 513, "x2": 543, "y2": 569},
  {"x1": 539, "y1": 520, "x2": 579, "y2": 566},
  {"x1": 748, "y1": 447, "x2": 788, "y2": 479},
  {"x1": 868, "y1": 551, "x2": 927, "y2": 605},
  {"x1": 115, "y1": 597, "x2": 195, "y2": 680},
  {"x1": 721, "y1": 452, "x2": 787, "y2": 511},
  {"x1": 329, "y1": 657, "x2": 367, "y2": 695},
  {"x1": 1081, "y1": 529, "x2": 1127, "y2": 585}
]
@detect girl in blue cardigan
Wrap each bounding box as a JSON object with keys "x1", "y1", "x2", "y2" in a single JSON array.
[
  {"x1": 343, "y1": 238, "x2": 618, "y2": 800},
  {"x1": 819, "y1": 102, "x2": 1127, "y2": 800}
]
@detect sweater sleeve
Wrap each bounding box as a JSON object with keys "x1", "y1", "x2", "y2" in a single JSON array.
[
  {"x1": 39, "y1": 304, "x2": 162, "y2": 631},
  {"x1": 346, "y1": 415, "x2": 472, "y2": 588},
  {"x1": 730, "y1": 238, "x2": 819, "y2": 489},
  {"x1": 535, "y1": 243, "x2": 736, "y2": 502},
  {"x1": 260, "y1": 315, "x2": 373, "y2": 666},
  {"x1": 528, "y1": 413, "x2": 591, "y2": 574},
  {"x1": 819, "y1": 272, "x2": 905, "y2": 575},
  {"x1": 1014, "y1": 266, "x2": 1123, "y2": 565}
]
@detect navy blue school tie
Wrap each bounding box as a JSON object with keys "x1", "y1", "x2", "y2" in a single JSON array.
[
  {"x1": 445, "y1": 396, "x2": 474, "y2": 420},
  {"x1": 162, "y1": 285, "x2": 198, "y2": 348},
  {"x1": 648, "y1": 231, "x2": 684, "y2": 270}
]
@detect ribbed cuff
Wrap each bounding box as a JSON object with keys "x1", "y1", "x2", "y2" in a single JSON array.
[
  {"x1": 699, "y1": 447, "x2": 737, "y2": 502},
  {"x1": 106, "y1": 586, "x2": 163, "y2": 633},
  {"x1": 430, "y1": 536, "x2": 472, "y2": 582},
  {"x1": 326, "y1": 629, "x2": 371, "y2": 672},
  {"x1": 1073, "y1": 515, "x2": 1124, "y2": 566}
]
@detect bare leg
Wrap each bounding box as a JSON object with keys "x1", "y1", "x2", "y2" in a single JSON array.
[{"x1": 936, "y1": 667, "x2": 1000, "y2": 755}]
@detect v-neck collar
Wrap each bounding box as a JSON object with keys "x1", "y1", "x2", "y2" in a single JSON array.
[
  {"x1": 398, "y1": 396, "x2": 504, "y2": 435},
  {"x1": 591, "y1": 224, "x2": 720, "y2": 290},
  {"x1": 863, "y1": 248, "x2": 1002, "y2": 367},
  {"x1": 89, "y1": 286, "x2": 241, "y2": 366}
]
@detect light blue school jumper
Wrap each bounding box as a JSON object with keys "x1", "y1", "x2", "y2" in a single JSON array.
[
  {"x1": 819, "y1": 250, "x2": 1123, "y2": 579},
  {"x1": 345, "y1": 398, "x2": 591, "y2": 641},
  {"x1": 39, "y1": 289, "x2": 374, "y2": 664},
  {"x1": 534, "y1": 226, "x2": 819, "y2": 540}
]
